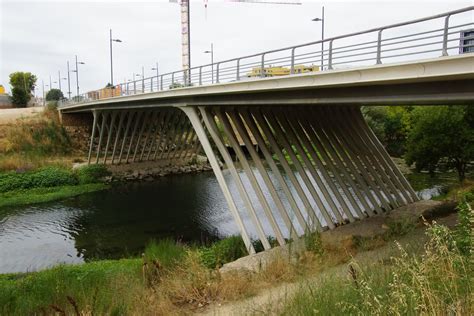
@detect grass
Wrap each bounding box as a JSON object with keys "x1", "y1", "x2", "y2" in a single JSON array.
[
  {"x1": 0, "y1": 259, "x2": 143, "y2": 315},
  {"x1": 0, "y1": 183, "x2": 109, "y2": 210},
  {"x1": 0, "y1": 165, "x2": 110, "y2": 209},
  {"x1": 1, "y1": 184, "x2": 472, "y2": 315},
  {"x1": 278, "y1": 218, "x2": 473, "y2": 315}
]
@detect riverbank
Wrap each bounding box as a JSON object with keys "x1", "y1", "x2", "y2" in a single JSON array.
[
  {"x1": 0, "y1": 165, "x2": 110, "y2": 209},
  {"x1": 1, "y1": 189, "x2": 472, "y2": 315}
]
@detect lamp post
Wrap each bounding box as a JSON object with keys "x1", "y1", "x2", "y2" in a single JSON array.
[
  {"x1": 204, "y1": 43, "x2": 214, "y2": 83},
  {"x1": 312, "y1": 6, "x2": 325, "y2": 70},
  {"x1": 58, "y1": 70, "x2": 67, "y2": 92},
  {"x1": 109, "y1": 29, "x2": 122, "y2": 86},
  {"x1": 42, "y1": 80, "x2": 45, "y2": 106},
  {"x1": 67, "y1": 61, "x2": 72, "y2": 99},
  {"x1": 73, "y1": 55, "x2": 85, "y2": 97},
  {"x1": 151, "y1": 62, "x2": 159, "y2": 90}
]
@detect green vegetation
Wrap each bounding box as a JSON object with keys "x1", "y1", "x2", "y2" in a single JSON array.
[
  {"x1": 363, "y1": 105, "x2": 473, "y2": 182},
  {"x1": 0, "y1": 165, "x2": 110, "y2": 208},
  {"x1": 5, "y1": 105, "x2": 73, "y2": 156},
  {"x1": 198, "y1": 236, "x2": 248, "y2": 269},
  {"x1": 45, "y1": 88, "x2": 64, "y2": 101},
  {"x1": 0, "y1": 259, "x2": 143, "y2": 315},
  {"x1": 279, "y1": 205, "x2": 472, "y2": 315},
  {"x1": 8, "y1": 72, "x2": 37, "y2": 107},
  {"x1": 405, "y1": 106, "x2": 474, "y2": 182},
  {"x1": 362, "y1": 106, "x2": 412, "y2": 157},
  {"x1": 0, "y1": 183, "x2": 109, "y2": 210},
  {"x1": 1, "y1": 196, "x2": 471, "y2": 315}
]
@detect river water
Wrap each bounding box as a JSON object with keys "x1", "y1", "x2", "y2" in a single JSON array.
[{"x1": 0, "y1": 169, "x2": 462, "y2": 274}]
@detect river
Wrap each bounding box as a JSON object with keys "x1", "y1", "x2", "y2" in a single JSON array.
[{"x1": 0, "y1": 168, "x2": 463, "y2": 274}]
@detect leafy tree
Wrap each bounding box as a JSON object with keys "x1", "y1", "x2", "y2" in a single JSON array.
[
  {"x1": 45, "y1": 88, "x2": 64, "y2": 101},
  {"x1": 362, "y1": 106, "x2": 412, "y2": 157},
  {"x1": 9, "y1": 72, "x2": 37, "y2": 107},
  {"x1": 405, "y1": 106, "x2": 474, "y2": 182}
]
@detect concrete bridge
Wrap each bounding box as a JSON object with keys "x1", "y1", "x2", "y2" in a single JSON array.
[{"x1": 59, "y1": 7, "x2": 474, "y2": 254}]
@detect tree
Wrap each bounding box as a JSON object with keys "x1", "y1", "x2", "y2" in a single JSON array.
[
  {"x1": 405, "y1": 106, "x2": 474, "y2": 182},
  {"x1": 9, "y1": 72, "x2": 37, "y2": 107},
  {"x1": 45, "y1": 88, "x2": 64, "y2": 101},
  {"x1": 362, "y1": 106, "x2": 412, "y2": 157}
]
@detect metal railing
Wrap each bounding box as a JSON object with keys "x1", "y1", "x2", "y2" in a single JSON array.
[{"x1": 60, "y1": 6, "x2": 474, "y2": 106}]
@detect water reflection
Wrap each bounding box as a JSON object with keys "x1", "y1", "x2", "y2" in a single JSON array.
[{"x1": 0, "y1": 169, "x2": 465, "y2": 273}]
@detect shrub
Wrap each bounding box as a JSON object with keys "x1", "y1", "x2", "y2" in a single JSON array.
[
  {"x1": 198, "y1": 236, "x2": 247, "y2": 269},
  {"x1": 455, "y1": 201, "x2": 473, "y2": 256},
  {"x1": 76, "y1": 165, "x2": 110, "y2": 184},
  {"x1": 143, "y1": 239, "x2": 186, "y2": 269},
  {"x1": 0, "y1": 167, "x2": 77, "y2": 193}
]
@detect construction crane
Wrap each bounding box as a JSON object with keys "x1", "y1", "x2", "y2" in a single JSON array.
[{"x1": 170, "y1": 0, "x2": 302, "y2": 83}]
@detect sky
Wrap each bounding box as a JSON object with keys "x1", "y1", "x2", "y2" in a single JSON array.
[{"x1": 0, "y1": 0, "x2": 472, "y2": 96}]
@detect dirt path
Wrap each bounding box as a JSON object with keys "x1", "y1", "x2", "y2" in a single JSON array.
[
  {"x1": 0, "y1": 107, "x2": 43, "y2": 125},
  {"x1": 200, "y1": 214, "x2": 458, "y2": 316}
]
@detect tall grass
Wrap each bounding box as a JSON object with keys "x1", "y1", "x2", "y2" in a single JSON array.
[{"x1": 279, "y1": 203, "x2": 473, "y2": 315}]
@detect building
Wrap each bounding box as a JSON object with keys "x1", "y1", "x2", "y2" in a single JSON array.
[{"x1": 0, "y1": 85, "x2": 12, "y2": 109}]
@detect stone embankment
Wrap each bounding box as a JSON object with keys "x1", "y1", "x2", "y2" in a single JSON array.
[{"x1": 76, "y1": 156, "x2": 212, "y2": 183}]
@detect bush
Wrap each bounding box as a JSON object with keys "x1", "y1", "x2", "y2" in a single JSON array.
[
  {"x1": 76, "y1": 165, "x2": 110, "y2": 184},
  {"x1": 198, "y1": 236, "x2": 247, "y2": 269},
  {"x1": 0, "y1": 167, "x2": 77, "y2": 193}
]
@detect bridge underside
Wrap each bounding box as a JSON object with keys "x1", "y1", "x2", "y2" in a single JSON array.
[{"x1": 86, "y1": 104, "x2": 418, "y2": 254}]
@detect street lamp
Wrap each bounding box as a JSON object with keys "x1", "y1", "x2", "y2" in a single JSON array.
[
  {"x1": 151, "y1": 62, "x2": 159, "y2": 90},
  {"x1": 72, "y1": 55, "x2": 85, "y2": 97},
  {"x1": 66, "y1": 61, "x2": 72, "y2": 99},
  {"x1": 58, "y1": 70, "x2": 67, "y2": 93},
  {"x1": 312, "y1": 6, "x2": 325, "y2": 70},
  {"x1": 204, "y1": 43, "x2": 214, "y2": 83},
  {"x1": 109, "y1": 29, "x2": 122, "y2": 87}
]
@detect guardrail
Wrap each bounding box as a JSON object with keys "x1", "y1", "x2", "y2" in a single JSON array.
[{"x1": 60, "y1": 6, "x2": 474, "y2": 106}]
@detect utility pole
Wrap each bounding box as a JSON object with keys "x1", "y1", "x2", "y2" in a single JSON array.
[{"x1": 58, "y1": 70, "x2": 62, "y2": 91}]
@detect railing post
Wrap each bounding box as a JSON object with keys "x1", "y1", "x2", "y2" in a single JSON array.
[
  {"x1": 160, "y1": 75, "x2": 164, "y2": 90},
  {"x1": 150, "y1": 77, "x2": 153, "y2": 92},
  {"x1": 199, "y1": 66, "x2": 202, "y2": 85},
  {"x1": 236, "y1": 58, "x2": 240, "y2": 81},
  {"x1": 260, "y1": 53, "x2": 265, "y2": 78},
  {"x1": 290, "y1": 48, "x2": 295, "y2": 74},
  {"x1": 133, "y1": 81, "x2": 136, "y2": 94},
  {"x1": 328, "y1": 40, "x2": 334, "y2": 70},
  {"x1": 442, "y1": 14, "x2": 451, "y2": 56},
  {"x1": 126, "y1": 83, "x2": 129, "y2": 95},
  {"x1": 142, "y1": 78, "x2": 145, "y2": 93},
  {"x1": 376, "y1": 29, "x2": 383, "y2": 64},
  {"x1": 171, "y1": 72, "x2": 175, "y2": 87},
  {"x1": 216, "y1": 63, "x2": 220, "y2": 83}
]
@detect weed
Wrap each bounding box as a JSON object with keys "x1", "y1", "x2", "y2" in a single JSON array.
[{"x1": 75, "y1": 164, "x2": 110, "y2": 184}]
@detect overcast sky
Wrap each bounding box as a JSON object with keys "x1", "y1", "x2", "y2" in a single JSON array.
[{"x1": 1, "y1": 0, "x2": 472, "y2": 95}]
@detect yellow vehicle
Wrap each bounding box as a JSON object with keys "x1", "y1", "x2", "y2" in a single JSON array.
[
  {"x1": 87, "y1": 85, "x2": 122, "y2": 100},
  {"x1": 0, "y1": 85, "x2": 5, "y2": 94},
  {"x1": 247, "y1": 65, "x2": 319, "y2": 78}
]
